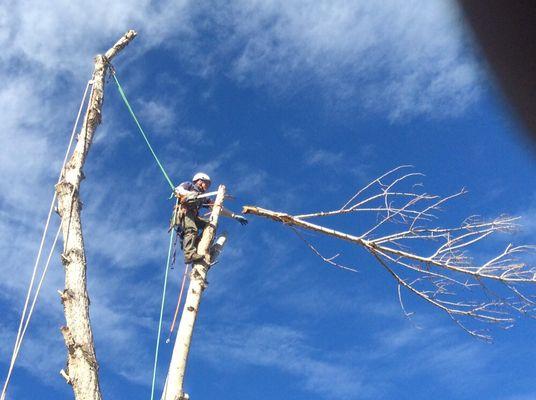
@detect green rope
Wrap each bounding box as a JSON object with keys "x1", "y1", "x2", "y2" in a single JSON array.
[
  {"x1": 150, "y1": 229, "x2": 175, "y2": 400},
  {"x1": 112, "y1": 73, "x2": 175, "y2": 190}
]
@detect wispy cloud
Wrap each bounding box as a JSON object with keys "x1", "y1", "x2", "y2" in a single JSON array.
[
  {"x1": 2, "y1": 0, "x2": 481, "y2": 124},
  {"x1": 305, "y1": 149, "x2": 344, "y2": 168},
  {"x1": 185, "y1": 0, "x2": 481, "y2": 119},
  {"x1": 517, "y1": 194, "x2": 536, "y2": 239},
  {"x1": 197, "y1": 323, "x2": 367, "y2": 399},
  {"x1": 136, "y1": 98, "x2": 177, "y2": 134},
  {"x1": 0, "y1": 316, "x2": 67, "y2": 394},
  {"x1": 194, "y1": 312, "x2": 498, "y2": 400}
]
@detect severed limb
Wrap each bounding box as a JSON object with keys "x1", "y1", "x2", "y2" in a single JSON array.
[{"x1": 243, "y1": 167, "x2": 536, "y2": 340}]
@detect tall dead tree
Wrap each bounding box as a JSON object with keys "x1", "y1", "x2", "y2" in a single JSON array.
[
  {"x1": 244, "y1": 166, "x2": 536, "y2": 341},
  {"x1": 162, "y1": 185, "x2": 227, "y2": 400},
  {"x1": 55, "y1": 30, "x2": 137, "y2": 400}
]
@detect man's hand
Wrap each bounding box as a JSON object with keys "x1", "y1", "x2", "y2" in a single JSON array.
[
  {"x1": 234, "y1": 215, "x2": 248, "y2": 226},
  {"x1": 185, "y1": 192, "x2": 199, "y2": 203}
]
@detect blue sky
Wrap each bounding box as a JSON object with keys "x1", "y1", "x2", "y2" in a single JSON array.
[{"x1": 1, "y1": 1, "x2": 535, "y2": 399}]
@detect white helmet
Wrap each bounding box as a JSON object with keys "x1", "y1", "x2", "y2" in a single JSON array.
[{"x1": 192, "y1": 172, "x2": 211, "y2": 183}]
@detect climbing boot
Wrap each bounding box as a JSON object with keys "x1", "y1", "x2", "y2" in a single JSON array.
[{"x1": 209, "y1": 234, "x2": 228, "y2": 262}]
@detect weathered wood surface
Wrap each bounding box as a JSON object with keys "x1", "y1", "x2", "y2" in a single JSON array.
[
  {"x1": 163, "y1": 185, "x2": 226, "y2": 400},
  {"x1": 56, "y1": 30, "x2": 136, "y2": 400}
]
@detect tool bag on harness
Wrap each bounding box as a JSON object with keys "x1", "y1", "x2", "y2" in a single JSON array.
[
  {"x1": 168, "y1": 193, "x2": 201, "y2": 246},
  {"x1": 168, "y1": 202, "x2": 186, "y2": 248}
]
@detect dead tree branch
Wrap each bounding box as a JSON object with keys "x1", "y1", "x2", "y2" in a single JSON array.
[{"x1": 243, "y1": 166, "x2": 536, "y2": 340}]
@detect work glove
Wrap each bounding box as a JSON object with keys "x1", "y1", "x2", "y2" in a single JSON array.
[{"x1": 234, "y1": 215, "x2": 248, "y2": 226}]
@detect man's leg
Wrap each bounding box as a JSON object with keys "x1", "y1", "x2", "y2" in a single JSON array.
[
  {"x1": 181, "y1": 211, "x2": 203, "y2": 263},
  {"x1": 195, "y1": 216, "x2": 209, "y2": 231}
]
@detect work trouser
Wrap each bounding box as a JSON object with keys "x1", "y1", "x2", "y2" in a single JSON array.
[{"x1": 180, "y1": 208, "x2": 208, "y2": 262}]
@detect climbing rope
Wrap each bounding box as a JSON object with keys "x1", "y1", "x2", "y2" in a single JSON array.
[
  {"x1": 166, "y1": 262, "x2": 190, "y2": 344},
  {"x1": 11, "y1": 224, "x2": 62, "y2": 360},
  {"x1": 110, "y1": 69, "x2": 186, "y2": 399},
  {"x1": 150, "y1": 229, "x2": 175, "y2": 400},
  {"x1": 1, "y1": 80, "x2": 94, "y2": 400},
  {"x1": 111, "y1": 72, "x2": 175, "y2": 191},
  {"x1": 4, "y1": 69, "x2": 180, "y2": 399}
]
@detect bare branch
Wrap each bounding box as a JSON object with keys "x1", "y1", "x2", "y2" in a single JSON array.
[
  {"x1": 296, "y1": 192, "x2": 437, "y2": 219},
  {"x1": 243, "y1": 167, "x2": 536, "y2": 339},
  {"x1": 289, "y1": 226, "x2": 358, "y2": 273},
  {"x1": 340, "y1": 165, "x2": 413, "y2": 210}
]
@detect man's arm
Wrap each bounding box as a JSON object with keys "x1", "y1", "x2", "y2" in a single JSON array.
[
  {"x1": 175, "y1": 183, "x2": 198, "y2": 201},
  {"x1": 221, "y1": 206, "x2": 248, "y2": 225}
]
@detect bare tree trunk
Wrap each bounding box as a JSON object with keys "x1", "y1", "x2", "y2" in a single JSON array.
[
  {"x1": 55, "y1": 30, "x2": 136, "y2": 400},
  {"x1": 163, "y1": 185, "x2": 226, "y2": 400}
]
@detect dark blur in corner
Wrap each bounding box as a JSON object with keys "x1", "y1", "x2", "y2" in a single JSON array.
[{"x1": 458, "y1": 1, "x2": 536, "y2": 147}]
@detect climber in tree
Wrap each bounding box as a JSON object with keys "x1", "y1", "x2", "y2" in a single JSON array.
[{"x1": 174, "y1": 172, "x2": 248, "y2": 263}]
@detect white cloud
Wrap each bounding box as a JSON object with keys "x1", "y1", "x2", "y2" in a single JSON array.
[
  {"x1": 2, "y1": 0, "x2": 191, "y2": 75},
  {"x1": 188, "y1": 0, "x2": 481, "y2": 119},
  {"x1": 0, "y1": 323, "x2": 66, "y2": 392},
  {"x1": 136, "y1": 99, "x2": 177, "y2": 134},
  {"x1": 195, "y1": 315, "x2": 498, "y2": 400},
  {"x1": 518, "y1": 195, "x2": 536, "y2": 239},
  {"x1": 2, "y1": 0, "x2": 481, "y2": 124},
  {"x1": 0, "y1": 77, "x2": 59, "y2": 211},
  {"x1": 306, "y1": 149, "x2": 344, "y2": 168},
  {"x1": 178, "y1": 127, "x2": 207, "y2": 145},
  {"x1": 197, "y1": 323, "x2": 367, "y2": 399}
]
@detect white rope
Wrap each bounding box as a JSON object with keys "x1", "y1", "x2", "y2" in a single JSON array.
[
  {"x1": 1, "y1": 80, "x2": 93, "y2": 400},
  {"x1": 0, "y1": 193, "x2": 57, "y2": 400},
  {"x1": 10, "y1": 224, "x2": 62, "y2": 366}
]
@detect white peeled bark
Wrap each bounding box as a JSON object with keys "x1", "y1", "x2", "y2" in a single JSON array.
[
  {"x1": 55, "y1": 30, "x2": 136, "y2": 400},
  {"x1": 163, "y1": 185, "x2": 226, "y2": 400}
]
